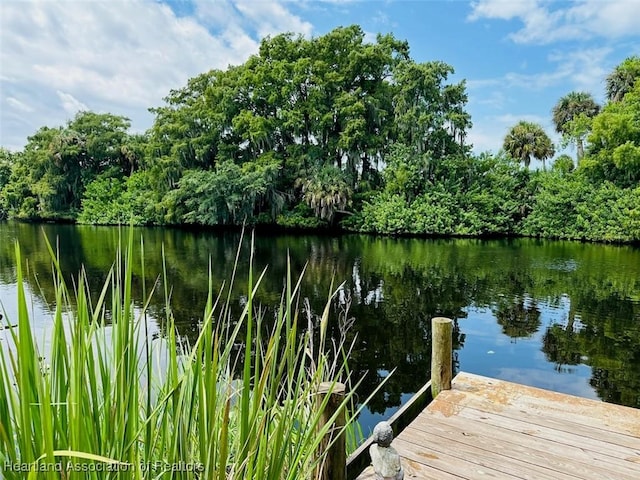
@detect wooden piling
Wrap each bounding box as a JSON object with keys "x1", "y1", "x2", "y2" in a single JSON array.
[
  {"x1": 431, "y1": 317, "x2": 452, "y2": 398},
  {"x1": 316, "y1": 381, "x2": 346, "y2": 480}
]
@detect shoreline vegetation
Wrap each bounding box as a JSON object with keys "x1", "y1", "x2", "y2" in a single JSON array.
[
  {"x1": 0, "y1": 231, "x2": 372, "y2": 479},
  {"x1": 0, "y1": 26, "x2": 639, "y2": 243}
]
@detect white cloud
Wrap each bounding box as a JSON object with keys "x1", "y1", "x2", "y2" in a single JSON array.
[
  {"x1": 468, "y1": 0, "x2": 542, "y2": 22},
  {"x1": 0, "y1": 0, "x2": 312, "y2": 150},
  {"x1": 469, "y1": 0, "x2": 640, "y2": 44},
  {"x1": 194, "y1": 0, "x2": 311, "y2": 41},
  {"x1": 6, "y1": 97, "x2": 34, "y2": 113},
  {"x1": 57, "y1": 91, "x2": 89, "y2": 116},
  {"x1": 467, "y1": 125, "x2": 503, "y2": 154},
  {"x1": 469, "y1": 90, "x2": 508, "y2": 110},
  {"x1": 468, "y1": 47, "x2": 612, "y2": 96},
  {"x1": 562, "y1": 0, "x2": 640, "y2": 40},
  {"x1": 493, "y1": 113, "x2": 549, "y2": 125},
  {"x1": 234, "y1": 0, "x2": 312, "y2": 38},
  {"x1": 547, "y1": 47, "x2": 611, "y2": 97}
]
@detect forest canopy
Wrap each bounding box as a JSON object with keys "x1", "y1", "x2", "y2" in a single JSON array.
[{"x1": 0, "y1": 28, "x2": 638, "y2": 242}]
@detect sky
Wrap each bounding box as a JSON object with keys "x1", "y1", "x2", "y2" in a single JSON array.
[{"x1": 1, "y1": 0, "x2": 639, "y2": 165}]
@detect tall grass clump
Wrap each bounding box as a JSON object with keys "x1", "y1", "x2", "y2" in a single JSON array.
[{"x1": 0, "y1": 231, "x2": 369, "y2": 479}]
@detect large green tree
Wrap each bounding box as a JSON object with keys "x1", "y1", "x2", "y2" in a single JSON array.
[
  {"x1": 551, "y1": 91, "x2": 600, "y2": 163},
  {"x1": 0, "y1": 112, "x2": 132, "y2": 219},
  {"x1": 584, "y1": 82, "x2": 640, "y2": 186},
  {"x1": 503, "y1": 121, "x2": 555, "y2": 170},
  {"x1": 3, "y1": 126, "x2": 62, "y2": 218},
  {"x1": 146, "y1": 25, "x2": 470, "y2": 224},
  {"x1": 392, "y1": 60, "x2": 471, "y2": 157}
]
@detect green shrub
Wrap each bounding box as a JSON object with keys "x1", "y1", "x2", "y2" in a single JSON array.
[
  {"x1": 276, "y1": 203, "x2": 325, "y2": 229},
  {"x1": 522, "y1": 172, "x2": 640, "y2": 242}
]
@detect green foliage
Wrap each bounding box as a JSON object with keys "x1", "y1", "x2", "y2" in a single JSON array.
[
  {"x1": 0, "y1": 148, "x2": 15, "y2": 219},
  {"x1": 521, "y1": 172, "x2": 586, "y2": 239},
  {"x1": 165, "y1": 159, "x2": 280, "y2": 225},
  {"x1": 1, "y1": 25, "x2": 639, "y2": 242},
  {"x1": 606, "y1": 55, "x2": 640, "y2": 102},
  {"x1": 585, "y1": 82, "x2": 640, "y2": 186},
  {"x1": 0, "y1": 113, "x2": 133, "y2": 220},
  {"x1": 147, "y1": 70, "x2": 225, "y2": 172},
  {"x1": 0, "y1": 148, "x2": 11, "y2": 187},
  {"x1": 146, "y1": 25, "x2": 423, "y2": 192},
  {"x1": 382, "y1": 144, "x2": 429, "y2": 202},
  {"x1": 145, "y1": 25, "x2": 469, "y2": 192},
  {"x1": 362, "y1": 191, "x2": 456, "y2": 234},
  {"x1": 523, "y1": 172, "x2": 640, "y2": 242},
  {"x1": 360, "y1": 152, "x2": 529, "y2": 236},
  {"x1": 392, "y1": 60, "x2": 471, "y2": 157},
  {"x1": 5, "y1": 127, "x2": 62, "y2": 218},
  {"x1": 122, "y1": 170, "x2": 167, "y2": 224},
  {"x1": 461, "y1": 153, "x2": 532, "y2": 234},
  {"x1": 503, "y1": 121, "x2": 555, "y2": 169},
  {"x1": 67, "y1": 111, "x2": 132, "y2": 176},
  {"x1": 298, "y1": 165, "x2": 352, "y2": 223},
  {"x1": 276, "y1": 203, "x2": 325, "y2": 229},
  {"x1": 77, "y1": 171, "x2": 165, "y2": 225},
  {"x1": 1, "y1": 25, "x2": 473, "y2": 229},
  {"x1": 552, "y1": 154, "x2": 575, "y2": 174},
  {"x1": 77, "y1": 175, "x2": 129, "y2": 224},
  {"x1": 552, "y1": 91, "x2": 600, "y2": 135},
  {"x1": 552, "y1": 91, "x2": 600, "y2": 162}
]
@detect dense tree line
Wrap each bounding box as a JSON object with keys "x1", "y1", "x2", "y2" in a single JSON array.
[{"x1": 0, "y1": 27, "x2": 638, "y2": 242}]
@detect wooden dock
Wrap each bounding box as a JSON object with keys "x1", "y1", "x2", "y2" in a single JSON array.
[{"x1": 356, "y1": 372, "x2": 640, "y2": 479}]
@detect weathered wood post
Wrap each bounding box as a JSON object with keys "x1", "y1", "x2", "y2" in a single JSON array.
[
  {"x1": 431, "y1": 317, "x2": 453, "y2": 398},
  {"x1": 315, "y1": 382, "x2": 346, "y2": 480}
]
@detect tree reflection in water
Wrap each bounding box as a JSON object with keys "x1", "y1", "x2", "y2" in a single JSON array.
[{"x1": 1, "y1": 223, "x2": 639, "y2": 416}]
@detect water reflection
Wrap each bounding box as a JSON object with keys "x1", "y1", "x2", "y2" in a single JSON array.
[
  {"x1": 494, "y1": 296, "x2": 541, "y2": 339},
  {"x1": 1, "y1": 222, "x2": 639, "y2": 427}
]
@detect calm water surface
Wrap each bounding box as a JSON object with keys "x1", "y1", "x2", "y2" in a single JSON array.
[{"x1": 1, "y1": 222, "x2": 639, "y2": 433}]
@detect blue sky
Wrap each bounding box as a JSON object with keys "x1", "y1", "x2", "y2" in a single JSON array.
[{"x1": 1, "y1": 1, "x2": 639, "y2": 166}]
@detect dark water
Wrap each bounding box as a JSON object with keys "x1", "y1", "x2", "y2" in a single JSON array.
[{"x1": 1, "y1": 222, "x2": 639, "y2": 433}]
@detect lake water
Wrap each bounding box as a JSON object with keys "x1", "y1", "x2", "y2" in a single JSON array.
[{"x1": 1, "y1": 221, "x2": 639, "y2": 433}]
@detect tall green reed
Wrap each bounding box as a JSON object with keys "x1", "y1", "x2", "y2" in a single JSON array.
[{"x1": 0, "y1": 230, "x2": 373, "y2": 479}]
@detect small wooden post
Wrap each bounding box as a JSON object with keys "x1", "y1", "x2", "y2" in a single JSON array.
[
  {"x1": 431, "y1": 317, "x2": 453, "y2": 398},
  {"x1": 315, "y1": 382, "x2": 346, "y2": 480}
]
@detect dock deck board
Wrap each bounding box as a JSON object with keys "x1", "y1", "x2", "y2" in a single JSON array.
[{"x1": 355, "y1": 372, "x2": 640, "y2": 479}]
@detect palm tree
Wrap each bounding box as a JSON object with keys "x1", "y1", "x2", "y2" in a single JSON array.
[
  {"x1": 297, "y1": 165, "x2": 352, "y2": 224},
  {"x1": 551, "y1": 91, "x2": 600, "y2": 162},
  {"x1": 606, "y1": 56, "x2": 640, "y2": 103},
  {"x1": 503, "y1": 121, "x2": 555, "y2": 170}
]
